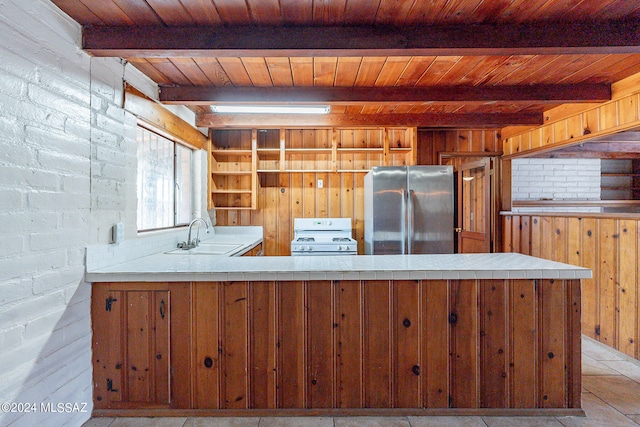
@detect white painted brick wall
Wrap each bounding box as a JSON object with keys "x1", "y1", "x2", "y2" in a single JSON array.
[
  {"x1": 512, "y1": 158, "x2": 601, "y2": 202},
  {"x1": 0, "y1": 1, "x2": 208, "y2": 426},
  {"x1": 0, "y1": 1, "x2": 94, "y2": 420},
  {"x1": 0, "y1": 2, "x2": 209, "y2": 424}
]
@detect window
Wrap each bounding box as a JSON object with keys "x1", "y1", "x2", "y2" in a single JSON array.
[{"x1": 136, "y1": 125, "x2": 193, "y2": 231}]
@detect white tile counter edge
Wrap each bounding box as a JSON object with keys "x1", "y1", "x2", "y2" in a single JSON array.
[
  {"x1": 85, "y1": 226, "x2": 263, "y2": 271},
  {"x1": 86, "y1": 252, "x2": 592, "y2": 282}
]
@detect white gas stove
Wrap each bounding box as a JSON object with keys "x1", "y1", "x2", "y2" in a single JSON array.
[{"x1": 291, "y1": 218, "x2": 357, "y2": 256}]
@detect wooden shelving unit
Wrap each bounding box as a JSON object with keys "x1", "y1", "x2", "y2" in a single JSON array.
[
  {"x1": 208, "y1": 129, "x2": 257, "y2": 210},
  {"x1": 601, "y1": 159, "x2": 640, "y2": 201},
  {"x1": 256, "y1": 149, "x2": 281, "y2": 173},
  {"x1": 255, "y1": 128, "x2": 282, "y2": 173},
  {"x1": 209, "y1": 126, "x2": 417, "y2": 209}
]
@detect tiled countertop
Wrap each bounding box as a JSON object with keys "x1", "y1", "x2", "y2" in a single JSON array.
[
  {"x1": 85, "y1": 252, "x2": 591, "y2": 282},
  {"x1": 195, "y1": 226, "x2": 263, "y2": 251},
  {"x1": 85, "y1": 225, "x2": 263, "y2": 272}
]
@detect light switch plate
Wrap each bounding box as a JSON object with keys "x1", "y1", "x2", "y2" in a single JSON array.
[{"x1": 317, "y1": 179, "x2": 323, "y2": 188}]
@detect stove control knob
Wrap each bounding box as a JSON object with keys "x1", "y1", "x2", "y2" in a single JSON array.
[{"x1": 306, "y1": 245, "x2": 312, "y2": 251}]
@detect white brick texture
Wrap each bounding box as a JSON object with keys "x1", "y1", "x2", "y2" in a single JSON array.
[
  {"x1": 0, "y1": 1, "x2": 153, "y2": 426},
  {"x1": 512, "y1": 158, "x2": 601, "y2": 201}
]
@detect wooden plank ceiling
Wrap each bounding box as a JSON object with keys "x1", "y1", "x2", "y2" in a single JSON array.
[{"x1": 51, "y1": 0, "x2": 640, "y2": 128}]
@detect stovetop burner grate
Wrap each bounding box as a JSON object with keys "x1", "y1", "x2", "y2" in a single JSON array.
[{"x1": 291, "y1": 218, "x2": 357, "y2": 255}]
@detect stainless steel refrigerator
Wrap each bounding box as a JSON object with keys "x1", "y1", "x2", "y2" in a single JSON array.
[{"x1": 364, "y1": 166, "x2": 454, "y2": 254}]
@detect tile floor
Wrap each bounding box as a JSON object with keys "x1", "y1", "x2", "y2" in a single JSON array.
[{"x1": 83, "y1": 337, "x2": 640, "y2": 427}]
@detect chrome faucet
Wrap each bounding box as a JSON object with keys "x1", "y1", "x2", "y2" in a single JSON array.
[{"x1": 178, "y1": 218, "x2": 210, "y2": 249}]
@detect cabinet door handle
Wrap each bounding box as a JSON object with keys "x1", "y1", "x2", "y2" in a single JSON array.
[{"x1": 159, "y1": 299, "x2": 166, "y2": 319}]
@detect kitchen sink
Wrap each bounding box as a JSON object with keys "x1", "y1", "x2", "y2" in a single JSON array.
[{"x1": 165, "y1": 242, "x2": 243, "y2": 255}]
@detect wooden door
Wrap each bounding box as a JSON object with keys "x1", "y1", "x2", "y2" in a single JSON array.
[{"x1": 457, "y1": 159, "x2": 491, "y2": 253}]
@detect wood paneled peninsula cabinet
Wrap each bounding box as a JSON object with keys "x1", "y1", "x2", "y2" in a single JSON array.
[{"x1": 87, "y1": 253, "x2": 590, "y2": 417}]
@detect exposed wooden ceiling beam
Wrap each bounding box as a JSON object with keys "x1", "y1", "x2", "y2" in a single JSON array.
[
  {"x1": 160, "y1": 84, "x2": 611, "y2": 105},
  {"x1": 83, "y1": 20, "x2": 640, "y2": 57},
  {"x1": 196, "y1": 112, "x2": 543, "y2": 128},
  {"x1": 124, "y1": 84, "x2": 207, "y2": 149}
]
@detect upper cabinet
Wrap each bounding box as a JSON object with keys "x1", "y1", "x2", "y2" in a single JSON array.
[{"x1": 208, "y1": 127, "x2": 416, "y2": 210}]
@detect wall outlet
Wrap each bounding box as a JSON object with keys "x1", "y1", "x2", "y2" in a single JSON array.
[{"x1": 111, "y1": 222, "x2": 124, "y2": 244}]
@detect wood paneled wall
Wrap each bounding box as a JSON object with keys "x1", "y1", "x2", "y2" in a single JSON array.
[
  {"x1": 503, "y1": 213, "x2": 640, "y2": 360},
  {"x1": 216, "y1": 171, "x2": 365, "y2": 256},
  {"x1": 215, "y1": 128, "x2": 502, "y2": 255},
  {"x1": 92, "y1": 283, "x2": 171, "y2": 407},
  {"x1": 418, "y1": 129, "x2": 502, "y2": 166},
  {"x1": 92, "y1": 279, "x2": 582, "y2": 412}
]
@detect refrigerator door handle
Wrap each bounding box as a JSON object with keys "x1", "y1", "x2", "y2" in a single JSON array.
[
  {"x1": 407, "y1": 189, "x2": 415, "y2": 254},
  {"x1": 401, "y1": 188, "x2": 407, "y2": 254}
]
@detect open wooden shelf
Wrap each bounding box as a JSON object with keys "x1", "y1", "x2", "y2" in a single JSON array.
[
  {"x1": 602, "y1": 187, "x2": 640, "y2": 191},
  {"x1": 601, "y1": 159, "x2": 640, "y2": 201},
  {"x1": 210, "y1": 149, "x2": 252, "y2": 156},
  {"x1": 209, "y1": 127, "x2": 417, "y2": 210},
  {"x1": 286, "y1": 148, "x2": 332, "y2": 154},
  {"x1": 209, "y1": 129, "x2": 257, "y2": 210},
  {"x1": 256, "y1": 149, "x2": 281, "y2": 156},
  {"x1": 213, "y1": 206, "x2": 255, "y2": 210},
  {"x1": 211, "y1": 189, "x2": 253, "y2": 194},
  {"x1": 283, "y1": 169, "x2": 333, "y2": 173},
  {"x1": 211, "y1": 170, "x2": 252, "y2": 175},
  {"x1": 336, "y1": 148, "x2": 384, "y2": 153}
]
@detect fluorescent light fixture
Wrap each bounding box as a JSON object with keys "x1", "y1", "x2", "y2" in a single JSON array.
[{"x1": 210, "y1": 105, "x2": 330, "y2": 114}]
